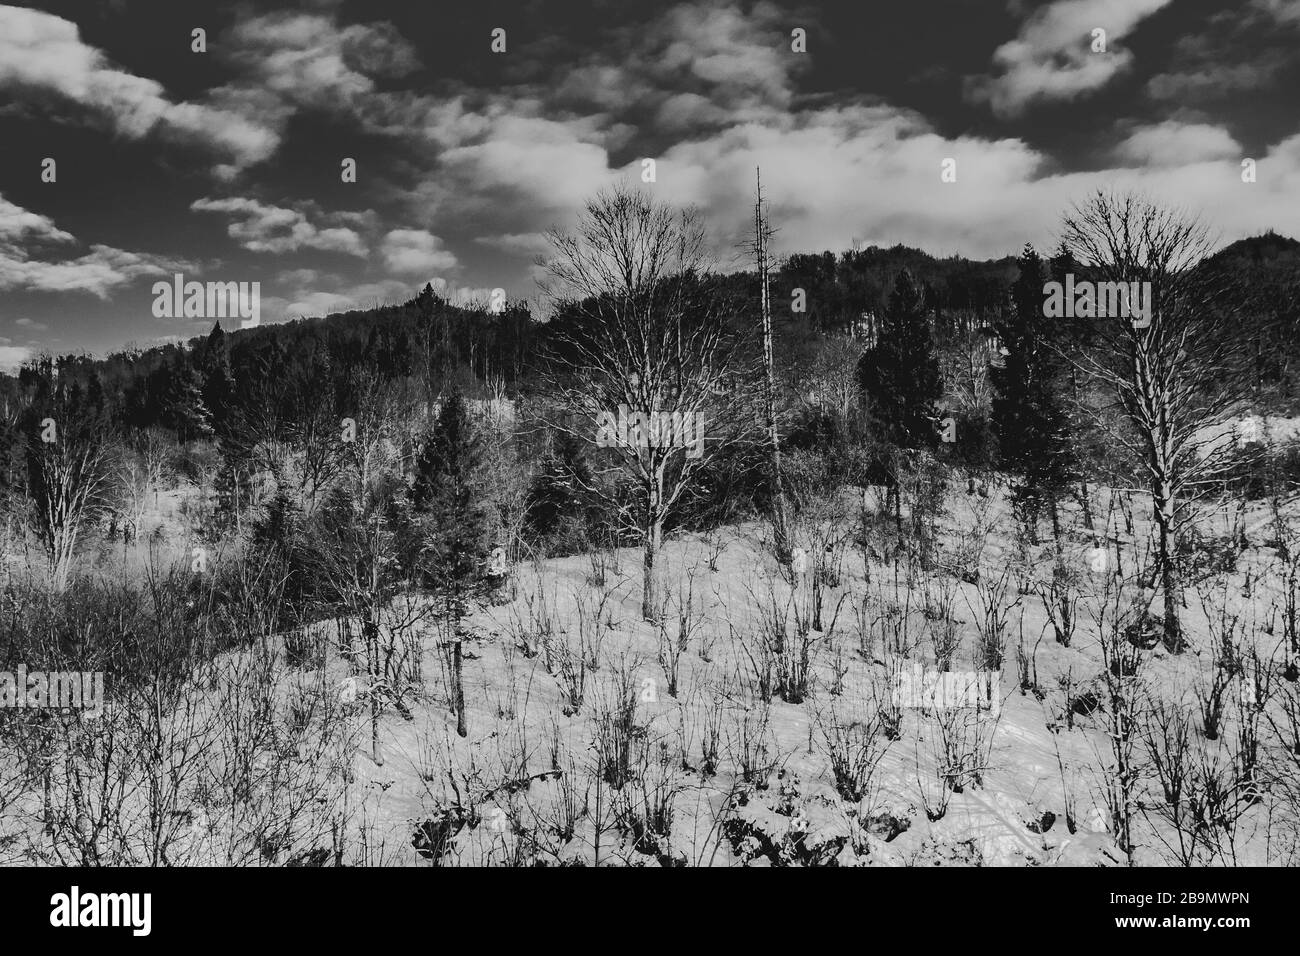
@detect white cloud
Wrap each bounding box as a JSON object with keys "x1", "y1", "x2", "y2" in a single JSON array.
[
  {"x1": 967, "y1": 0, "x2": 1174, "y2": 117},
  {"x1": 428, "y1": 278, "x2": 504, "y2": 308},
  {"x1": 474, "y1": 232, "x2": 553, "y2": 259},
  {"x1": 191, "y1": 197, "x2": 368, "y2": 256},
  {"x1": 381, "y1": 228, "x2": 458, "y2": 275},
  {"x1": 223, "y1": 12, "x2": 418, "y2": 110},
  {"x1": 0, "y1": 7, "x2": 278, "y2": 174},
  {"x1": 267, "y1": 278, "x2": 415, "y2": 320},
  {"x1": 1113, "y1": 122, "x2": 1240, "y2": 166},
  {"x1": 0, "y1": 194, "x2": 189, "y2": 296},
  {"x1": 0, "y1": 346, "x2": 31, "y2": 372},
  {"x1": 0, "y1": 195, "x2": 74, "y2": 245},
  {"x1": 610, "y1": 105, "x2": 1300, "y2": 264}
]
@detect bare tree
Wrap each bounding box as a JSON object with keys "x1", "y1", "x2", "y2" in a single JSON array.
[
  {"x1": 751, "y1": 169, "x2": 792, "y2": 565},
  {"x1": 28, "y1": 421, "x2": 109, "y2": 591},
  {"x1": 306, "y1": 377, "x2": 426, "y2": 762},
  {"x1": 1059, "y1": 191, "x2": 1250, "y2": 651},
  {"x1": 113, "y1": 428, "x2": 171, "y2": 545},
  {"x1": 541, "y1": 183, "x2": 758, "y2": 620}
]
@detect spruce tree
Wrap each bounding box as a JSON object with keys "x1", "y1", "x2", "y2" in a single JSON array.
[
  {"x1": 413, "y1": 389, "x2": 493, "y2": 736},
  {"x1": 857, "y1": 270, "x2": 943, "y2": 524},
  {"x1": 525, "y1": 429, "x2": 593, "y2": 543},
  {"x1": 990, "y1": 245, "x2": 1075, "y2": 542},
  {"x1": 858, "y1": 270, "x2": 942, "y2": 448},
  {"x1": 163, "y1": 357, "x2": 212, "y2": 442}
]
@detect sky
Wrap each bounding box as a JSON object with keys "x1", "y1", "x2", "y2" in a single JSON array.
[{"x1": 0, "y1": 0, "x2": 1298, "y2": 367}]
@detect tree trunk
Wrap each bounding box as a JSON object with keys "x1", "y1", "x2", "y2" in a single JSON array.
[
  {"x1": 453, "y1": 631, "x2": 467, "y2": 738},
  {"x1": 755, "y1": 170, "x2": 791, "y2": 566},
  {"x1": 1048, "y1": 491, "x2": 1062, "y2": 551},
  {"x1": 642, "y1": 517, "x2": 662, "y2": 622},
  {"x1": 1154, "y1": 481, "x2": 1184, "y2": 652},
  {"x1": 365, "y1": 615, "x2": 383, "y2": 765}
]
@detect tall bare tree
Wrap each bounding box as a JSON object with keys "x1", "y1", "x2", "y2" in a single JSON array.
[
  {"x1": 1059, "y1": 191, "x2": 1250, "y2": 651},
  {"x1": 541, "y1": 183, "x2": 758, "y2": 620},
  {"x1": 751, "y1": 169, "x2": 792, "y2": 566}
]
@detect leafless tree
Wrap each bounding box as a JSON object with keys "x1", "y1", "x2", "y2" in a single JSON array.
[
  {"x1": 29, "y1": 421, "x2": 109, "y2": 591},
  {"x1": 1059, "y1": 190, "x2": 1251, "y2": 651},
  {"x1": 540, "y1": 183, "x2": 759, "y2": 620}
]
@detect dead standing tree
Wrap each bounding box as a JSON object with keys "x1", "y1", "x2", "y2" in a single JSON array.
[
  {"x1": 541, "y1": 183, "x2": 758, "y2": 621},
  {"x1": 751, "y1": 169, "x2": 792, "y2": 568},
  {"x1": 1059, "y1": 191, "x2": 1250, "y2": 652}
]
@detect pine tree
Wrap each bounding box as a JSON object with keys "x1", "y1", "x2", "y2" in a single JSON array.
[
  {"x1": 200, "y1": 322, "x2": 236, "y2": 437},
  {"x1": 526, "y1": 429, "x2": 593, "y2": 542},
  {"x1": 990, "y1": 245, "x2": 1075, "y2": 543},
  {"x1": 858, "y1": 270, "x2": 943, "y2": 449},
  {"x1": 163, "y1": 357, "x2": 212, "y2": 442},
  {"x1": 413, "y1": 389, "x2": 493, "y2": 736},
  {"x1": 857, "y1": 270, "x2": 943, "y2": 523}
]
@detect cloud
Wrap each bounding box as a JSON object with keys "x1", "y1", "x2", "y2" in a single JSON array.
[
  {"x1": 0, "y1": 194, "x2": 188, "y2": 296},
  {"x1": 0, "y1": 244, "x2": 188, "y2": 297},
  {"x1": 191, "y1": 197, "x2": 368, "y2": 256},
  {"x1": 1147, "y1": 56, "x2": 1288, "y2": 100},
  {"x1": 265, "y1": 278, "x2": 416, "y2": 320},
  {"x1": 474, "y1": 232, "x2": 553, "y2": 259},
  {"x1": 383, "y1": 0, "x2": 809, "y2": 236},
  {"x1": 381, "y1": 229, "x2": 458, "y2": 274},
  {"x1": 438, "y1": 115, "x2": 615, "y2": 222},
  {"x1": 1254, "y1": 0, "x2": 1300, "y2": 24},
  {"x1": 368, "y1": 0, "x2": 1297, "y2": 276},
  {"x1": 967, "y1": 0, "x2": 1174, "y2": 117},
  {"x1": 203, "y1": 10, "x2": 423, "y2": 162},
  {"x1": 1146, "y1": 11, "x2": 1292, "y2": 101},
  {"x1": 550, "y1": 1, "x2": 803, "y2": 124},
  {"x1": 428, "y1": 278, "x2": 508, "y2": 309},
  {"x1": 224, "y1": 12, "x2": 418, "y2": 108},
  {"x1": 608, "y1": 104, "x2": 1300, "y2": 265},
  {"x1": 0, "y1": 195, "x2": 74, "y2": 245},
  {"x1": 0, "y1": 346, "x2": 32, "y2": 372},
  {"x1": 1112, "y1": 122, "x2": 1241, "y2": 166},
  {"x1": 0, "y1": 6, "x2": 278, "y2": 175}
]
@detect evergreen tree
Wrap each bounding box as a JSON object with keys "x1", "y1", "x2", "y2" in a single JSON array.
[
  {"x1": 162, "y1": 356, "x2": 212, "y2": 442},
  {"x1": 990, "y1": 245, "x2": 1075, "y2": 541},
  {"x1": 199, "y1": 322, "x2": 237, "y2": 437},
  {"x1": 525, "y1": 429, "x2": 593, "y2": 543},
  {"x1": 857, "y1": 270, "x2": 943, "y2": 525},
  {"x1": 413, "y1": 389, "x2": 494, "y2": 736},
  {"x1": 857, "y1": 270, "x2": 943, "y2": 449}
]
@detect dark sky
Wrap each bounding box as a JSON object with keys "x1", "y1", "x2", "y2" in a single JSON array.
[{"x1": 1, "y1": 0, "x2": 1298, "y2": 365}]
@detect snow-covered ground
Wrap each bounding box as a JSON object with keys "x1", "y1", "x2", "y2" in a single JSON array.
[
  {"x1": 4, "y1": 462, "x2": 1297, "y2": 866},
  {"x1": 338, "y1": 481, "x2": 1298, "y2": 866}
]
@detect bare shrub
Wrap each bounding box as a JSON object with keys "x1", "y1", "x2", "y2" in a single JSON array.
[
  {"x1": 812, "y1": 697, "x2": 893, "y2": 806},
  {"x1": 967, "y1": 561, "x2": 1020, "y2": 672},
  {"x1": 726, "y1": 701, "x2": 776, "y2": 785},
  {"x1": 592, "y1": 656, "x2": 642, "y2": 789}
]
